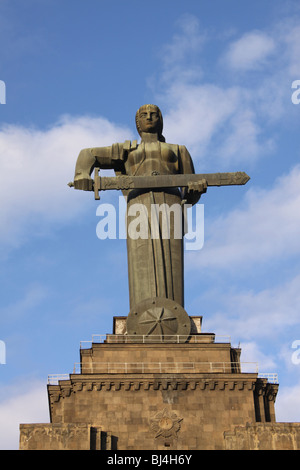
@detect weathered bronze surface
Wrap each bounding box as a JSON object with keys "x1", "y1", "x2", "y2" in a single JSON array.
[
  {"x1": 126, "y1": 297, "x2": 191, "y2": 342},
  {"x1": 69, "y1": 170, "x2": 250, "y2": 200},
  {"x1": 70, "y1": 104, "x2": 250, "y2": 341}
]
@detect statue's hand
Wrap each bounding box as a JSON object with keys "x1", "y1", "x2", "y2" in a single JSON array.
[
  {"x1": 73, "y1": 175, "x2": 93, "y2": 191},
  {"x1": 187, "y1": 179, "x2": 207, "y2": 195},
  {"x1": 182, "y1": 178, "x2": 207, "y2": 206}
]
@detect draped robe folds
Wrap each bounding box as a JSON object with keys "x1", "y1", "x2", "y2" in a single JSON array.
[
  {"x1": 123, "y1": 140, "x2": 196, "y2": 311},
  {"x1": 83, "y1": 139, "x2": 197, "y2": 311},
  {"x1": 127, "y1": 187, "x2": 184, "y2": 310}
]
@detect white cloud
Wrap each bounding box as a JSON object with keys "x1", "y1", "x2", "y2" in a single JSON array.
[
  {"x1": 158, "y1": 81, "x2": 277, "y2": 167},
  {"x1": 152, "y1": 19, "x2": 282, "y2": 165},
  {"x1": 220, "y1": 19, "x2": 300, "y2": 122},
  {"x1": 187, "y1": 164, "x2": 300, "y2": 270},
  {"x1": 0, "y1": 380, "x2": 49, "y2": 450},
  {"x1": 224, "y1": 31, "x2": 276, "y2": 71},
  {"x1": 158, "y1": 13, "x2": 206, "y2": 85},
  {"x1": 276, "y1": 20, "x2": 300, "y2": 77},
  {"x1": 151, "y1": 16, "x2": 300, "y2": 168},
  {"x1": 220, "y1": 108, "x2": 275, "y2": 161},
  {"x1": 239, "y1": 341, "x2": 277, "y2": 371},
  {"x1": 0, "y1": 115, "x2": 133, "y2": 251},
  {"x1": 162, "y1": 83, "x2": 240, "y2": 159},
  {"x1": 201, "y1": 273, "x2": 300, "y2": 345},
  {"x1": 275, "y1": 382, "x2": 300, "y2": 422},
  {"x1": 162, "y1": 14, "x2": 204, "y2": 64}
]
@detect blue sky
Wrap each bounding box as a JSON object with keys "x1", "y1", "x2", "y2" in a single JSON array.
[{"x1": 0, "y1": 0, "x2": 300, "y2": 449}]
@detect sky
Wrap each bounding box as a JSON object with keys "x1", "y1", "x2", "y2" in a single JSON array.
[{"x1": 0, "y1": 0, "x2": 300, "y2": 450}]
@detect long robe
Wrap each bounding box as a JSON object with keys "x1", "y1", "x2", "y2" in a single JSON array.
[{"x1": 122, "y1": 140, "x2": 196, "y2": 311}]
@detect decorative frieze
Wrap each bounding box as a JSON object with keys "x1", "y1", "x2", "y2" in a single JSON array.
[
  {"x1": 224, "y1": 423, "x2": 300, "y2": 450},
  {"x1": 48, "y1": 376, "x2": 258, "y2": 408},
  {"x1": 19, "y1": 424, "x2": 103, "y2": 450}
]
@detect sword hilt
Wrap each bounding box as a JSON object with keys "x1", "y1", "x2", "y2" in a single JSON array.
[{"x1": 94, "y1": 168, "x2": 100, "y2": 200}]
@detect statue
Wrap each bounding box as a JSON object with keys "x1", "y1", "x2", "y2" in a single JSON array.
[{"x1": 70, "y1": 104, "x2": 249, "y2": 341}]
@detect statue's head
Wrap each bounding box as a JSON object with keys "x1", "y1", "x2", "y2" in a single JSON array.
[{"x1": 135, "y1": 104, "x2": 165, "y2": 141}]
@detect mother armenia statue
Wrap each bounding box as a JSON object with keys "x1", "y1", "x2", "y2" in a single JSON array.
[{"x1": 71, "y1": 104, "x2": 249, "y2": 340}]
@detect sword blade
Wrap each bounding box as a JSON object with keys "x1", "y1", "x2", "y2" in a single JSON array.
[{"x1": 97, "y1": 171, "x2": 250, "y2": 192}]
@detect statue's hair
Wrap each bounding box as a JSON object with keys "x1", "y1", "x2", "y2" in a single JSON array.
[{"x1": 135, "y1": 104, "x2": 165, "y2": 142}]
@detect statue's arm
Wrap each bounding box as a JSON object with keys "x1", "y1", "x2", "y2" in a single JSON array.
[
  {"x1": 179, "y1": 145, "x2": 206, "y2": 205},
  {"x1": 74, "y1": 144, "x2": 124, "y2": 190}
]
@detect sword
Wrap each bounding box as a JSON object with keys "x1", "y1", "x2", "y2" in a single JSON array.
[{"x1": 68, "y1": 169, "x2": 250, "y2": 200}]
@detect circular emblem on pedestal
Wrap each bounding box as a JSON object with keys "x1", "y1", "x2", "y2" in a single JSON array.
[
  {"x1": 126, "y1": 297, "x2": 191, "y2": 343},
  {"x1": 150, "y1": 408, "x2": 183, "y2": 439},
  {"x1": 159, "y1": 417, "x2": 174, "y2": 431}
]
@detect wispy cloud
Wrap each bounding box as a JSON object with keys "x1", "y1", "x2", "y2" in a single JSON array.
[
  {"x1": 222, "y1": 31, "x2": 276, "y2": 71},
  {"x1": 150, "y1": 14, "x2": 300, "y2": 166},
  {"x1": 158, "y1": 13, "x2": 206, "y2": 85},
  {"x1": 162, "y1": 83, "x2": 241, "y2": 160},
  {"x1": 0, "y1": 379, "x2": 49, "y2": 450},
  {"x1": 276, "y1": 382, "x2": 300, "y2": 422},
  {"x1": 187, "y1": 164, "x2": 300, "y2": 270},
  {"x1": 0, "y1": 115, "x2": 132, "y2": 251},
  {"x1": 201, "y1": 273, "x2": 300, "y2": 344}
]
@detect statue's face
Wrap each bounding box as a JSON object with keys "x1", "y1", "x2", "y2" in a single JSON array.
[{"x1": 138, "y1": 106, "x2": 161, "y2": 133}]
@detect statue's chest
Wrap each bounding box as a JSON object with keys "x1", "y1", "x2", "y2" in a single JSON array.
[{"x1": 125, "y1": 142, "x2": 178, "y2": 175}]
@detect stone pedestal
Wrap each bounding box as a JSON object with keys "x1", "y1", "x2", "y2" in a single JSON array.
[{"x1": 19, "y1": 315, "x2": 295, "y2": 450}]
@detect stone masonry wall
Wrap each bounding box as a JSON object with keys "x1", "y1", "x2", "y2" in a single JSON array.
[{"x1": 48, "y1": 374, "x2": 258, "y2": 450}]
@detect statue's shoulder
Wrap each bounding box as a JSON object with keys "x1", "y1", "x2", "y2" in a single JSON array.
[
  {"x1": 123, "y1": 140, "x2": 138, "y2": 151},
  {"x1": 162, "y1": 142, "x2": 189, "y2": 155}
]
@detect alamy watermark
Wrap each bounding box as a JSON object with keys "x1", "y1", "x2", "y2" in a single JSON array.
[
  {"x1": 96, "y1": 196, "x2": 204, "y2": 251},
  {"x1": 0, "y1": 80, "x2": 6, "y2": 104},
  {"x1": 291, "y1": 340, "x2": 300, "y2": 365},
  {"x1": 291, "y1": 80, "x2": 300, "y2": 104},
  {"x1": 0, "y1": 340, "x2": 6, "y2": 364}
]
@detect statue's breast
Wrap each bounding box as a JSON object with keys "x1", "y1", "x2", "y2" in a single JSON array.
[
  {"x1": 126, "y1": 142, "x2": 179, "y2": 176},
  {"x1": 160, "y1": 143, "x2": 178, "y2": 164}
]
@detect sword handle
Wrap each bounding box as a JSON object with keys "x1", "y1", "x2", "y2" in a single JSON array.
[{"x1": 94, "y1": 168, "x2": 100, "y2": 200}]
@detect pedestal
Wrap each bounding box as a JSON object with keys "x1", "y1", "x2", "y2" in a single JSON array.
[{"x1": 19, "y1": 315, "x2": 294, "y2": 450}]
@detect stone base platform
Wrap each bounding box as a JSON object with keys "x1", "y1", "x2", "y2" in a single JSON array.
[{"x1": 19, "y1": 317, "x2": 299, "y2": 450}]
